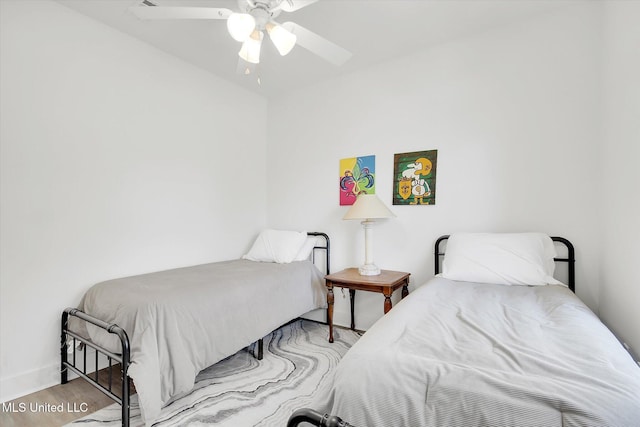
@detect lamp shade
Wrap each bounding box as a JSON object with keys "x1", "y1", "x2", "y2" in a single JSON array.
[
  {"x1": 343, "y1": 194, "x2": 396, "y2": 220},
  {"x1": 227, "y1": 13, "x2": 256, "y2": 42}
]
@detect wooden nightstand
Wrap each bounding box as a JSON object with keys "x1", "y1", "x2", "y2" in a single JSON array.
[{"x1": 325, "y1": 268, "x2": 410, "y2": 343}]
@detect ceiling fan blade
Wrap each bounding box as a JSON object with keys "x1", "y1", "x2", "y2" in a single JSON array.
[
  {"x1": 279, "y1": 0, "x2": 320, "y2": 13},
  {"x1": 281, "y1": 22, "x2": 352, "y2": 66},
  {"x1": 129, "y1": 6, "x2": 233, "y2": 20}
]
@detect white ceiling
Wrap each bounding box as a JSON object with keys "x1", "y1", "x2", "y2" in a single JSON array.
[{"x1": 56, "y1": 0, "x2": 569, "y2": 98}]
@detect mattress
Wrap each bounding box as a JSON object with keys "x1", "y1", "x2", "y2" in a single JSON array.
[
  {"x1": 311, "y1": 277, "x2": 640, "y2": 427},
  {"x1": 72, "y1": 259, "x2": 326, "y2": 426}
]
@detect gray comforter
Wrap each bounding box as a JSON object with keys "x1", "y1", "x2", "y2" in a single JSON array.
[
  {"x1": 312, "y1": 277, "x2": 640, "y2": 426},
  {"x1": 74, "y1": 259, "x2": 326, "y2": 425}
]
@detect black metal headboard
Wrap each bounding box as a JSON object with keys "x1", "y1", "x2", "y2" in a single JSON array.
[
  {"x1": 434, "y1": 235, "x2": 575, "y2": 292},
  {"x1": 308, "y1": 232, "x2": 330, "y2": 275}
]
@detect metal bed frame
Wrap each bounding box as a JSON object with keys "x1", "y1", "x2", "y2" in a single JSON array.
[
  {"x1": 60, "y1": 232, "x2": 330, "y2": 427},
  {"x1": 434, "y1": 235, "x2": 575, "y2": 292},
  {"x1": 287, "y1": 234, "x2": 577, "y2": 427},
  {"x1": 287, "y1": 408, "x2": 353, "y2": 427}
]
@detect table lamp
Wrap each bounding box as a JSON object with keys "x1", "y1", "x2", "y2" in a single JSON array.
[{"x1": 343, "y1": 194, "x2": 396, "y2": 275}]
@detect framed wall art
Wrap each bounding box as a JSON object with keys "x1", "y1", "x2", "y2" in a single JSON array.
[
  {"x1": 393, "y1": 150, "x2": 437, "y2": 205},
  {"x1": 339, "y1": 155, "x2": 375, "y2": 206}
]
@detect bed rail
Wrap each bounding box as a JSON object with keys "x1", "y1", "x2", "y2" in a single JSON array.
[
  {"x1": 434, "y1": 235, "x2": 576, "y2": 292},
  {"x1": 308, "y1": 232, "x2": 331, "y2": 275},
  {"x1": 549, "y1": 236, "x2": 575, "y2": 290},
  {"x1": 61, "y1": 307, "x2": 131, "y2": 427},
  {"x1": 287, "y1": 408, "x2": 353, "y2": 427}
]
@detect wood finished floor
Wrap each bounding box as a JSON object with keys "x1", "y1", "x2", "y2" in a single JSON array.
[
  {"x1": 1, "y1": 365, "x2": 134, "y2": 427},
  {"x1": 2, "y1": 321, "x2": 341, "y2": 426}
]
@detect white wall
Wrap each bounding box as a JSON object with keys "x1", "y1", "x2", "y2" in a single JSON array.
[
  {"x1": 2, "y1": 0, "x2": 637, "y2": 404},
  {"x1": 600, "y1": 1, "x2": 640, "y2": 356},
  {"x1": 267, "y1": 4, "x2": 604, "y2": 331},
  {"x1": 0, "y1": 0, "x2": 268, "y2": 401}
]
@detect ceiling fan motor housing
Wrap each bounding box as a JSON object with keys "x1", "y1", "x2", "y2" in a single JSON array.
[{"x1": 238, "y1": 0, "x2": 284, "y2": 29}]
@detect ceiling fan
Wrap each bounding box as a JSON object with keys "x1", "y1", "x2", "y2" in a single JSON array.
[{"x1": 130, "y1": 0, "x2": 352, "y2": 73}]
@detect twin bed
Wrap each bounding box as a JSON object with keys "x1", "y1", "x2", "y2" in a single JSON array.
[
  {"x1": 61, "y1": 230, "x2": 330, "y2": 426},
  {"x1": 62, "y1": 231, "x2": 640, "y2": 427},
  {"x1": 300, "y1": 233, "x2": 640, "y2": 427}
]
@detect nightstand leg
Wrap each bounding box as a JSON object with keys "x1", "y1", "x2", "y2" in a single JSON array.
[
  {"x1": 327, "y1": 286, "x2": 334, "y2": 343},
  {"x1": 349, "y1": 289, "x2": 356, "y2": 330},
  {"x1": 384, "y1": 294, "x2": 392, "y2": 314},
  {"x1": 402, "y1": 283, "x2": 409, "y2": 299}
]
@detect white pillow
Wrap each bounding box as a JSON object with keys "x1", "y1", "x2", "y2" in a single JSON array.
[
  {"x1": 293, "y1": 236, "x2": 317, "y2": 261},
  {"x1": 242, "y1": 229, "x2": 308, "y2": 264},
  {"x1": 441, "y1": 232, "x2": 563, "y2": 286}
]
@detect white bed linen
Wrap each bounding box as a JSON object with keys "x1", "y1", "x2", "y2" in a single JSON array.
[
  {"x1": 312, "y1": 277, "x2": 640, "y2": 427},
  {"x1": 74, "y1": 259, "x2": 326, "y2": 426}
]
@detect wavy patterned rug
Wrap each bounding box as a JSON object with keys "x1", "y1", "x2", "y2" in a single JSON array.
[{"x1": 67, "y1": 320, "x2": 360, "y2": 426}]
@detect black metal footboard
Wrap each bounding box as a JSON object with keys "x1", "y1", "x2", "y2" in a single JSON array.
[
  {"x1": 60, "y1": 308, "x2": 264, "y2": 427},
  {"x1": 61, "y1": 307, "x2": 131, "y2": 427},
  {"x1": 287, "y1": 408, "x2": 354, "y2": 427}
]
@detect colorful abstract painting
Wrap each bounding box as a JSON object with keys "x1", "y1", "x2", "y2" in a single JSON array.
[
  {"x1": 393, "y1": 150, "x2": 438, "y2": 205},
  {"x1": 339, "y1": 155, "x2": 375, "y2": 205}
]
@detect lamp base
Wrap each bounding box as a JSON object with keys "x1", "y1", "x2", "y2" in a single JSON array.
[{"x1": 359, "y1": 264, "x2": 381, "y2": 276}]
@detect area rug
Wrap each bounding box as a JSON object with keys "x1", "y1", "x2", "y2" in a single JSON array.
[{"x1": 67, "y1": 319, "x2": 361, "y2": 426}]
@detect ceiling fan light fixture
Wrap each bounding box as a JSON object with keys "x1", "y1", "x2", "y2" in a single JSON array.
[
  {"x1": 227, "y1": 12, "x2": 256, "y2": 42},
  {"x1": 238, "y1": 30, "x2": 263, "y2": 64},
  {"x1": 266, "y1": 22, "x2": 297, "y2": 56}
]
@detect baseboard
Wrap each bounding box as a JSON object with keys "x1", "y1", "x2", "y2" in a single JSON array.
[
  {"x1": 0, "y1": 363, "x2": 59, "y2": 403},
  {"x1": 301, "y1": 308, "x2": 365, "y2": 332},
  {"x1": 300, "y1": 308, "x2": 325, "y2": 323},
  {"x1": 1, "y1": 346, "x2": 108, "y2": 403},
  {"x1": 301, "y1": 306, "x2": 356, "y2": 328}
]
